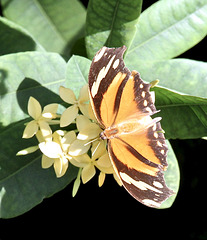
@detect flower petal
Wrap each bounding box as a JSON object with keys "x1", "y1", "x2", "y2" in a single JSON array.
[
  {"x1": 113, "y1": 173, "x2": 123, "y2": 186},
  {"x1": 69, "y1": 139, "x2": 91, "y2": 156},
  {"x1": 91, "y1": 141, "x2": 106, "y2": 160},
  {"x1": 88, "y1": 102, "x2": 97, "y2": 121},
  {"x1": 41, "y1": 154, "x2": 54, "y2": 168},
  {"x1": 61, "y1": 131, "x2": 76, "y2": 152},
  {"x1": 96, "y1": 153, "x2": 112, "y2": 168},
  {"x1": 39, "y1": 141, "x2": 62, "y2": 158},
  {"x1": 74, "y1": 153, "x2": 92, "y2": 163},
  {"x1": 77, "y1": 122, "x2": 101, "y2": 140},
  {"x1": 72, "y1": 168, "x2": 82, "y2": 197},
  {"x1": 28, "y1": 97, "x2": 42, "y2": 120},
  {"x1": 98, "y1": 172, "x2": 106, "y2": 187},
  {"x1": 78, "y1": 84, "x2": 89, "y2": 102},
  {"x1": 35, "y1": 130, "x2": 45, "y2": 143},
  {"x1": 95, "y1": 152, "x2": 114, "y2": 173},
  {"x1": 16, "y1": 145, "x2": 39, "y2": 155},
  {"x1": 76, "y1": 115, "x2": 91, "y2": 132},
  {"x1": 81, "y1": 164, "x2": 96, "y2": 184},
  {"x1": 39, "y1": 120, "x2": 52, "y2": 142},
  {"x1": 59, "y1": 86, "x2": 76, "y2": 104},
  {"x1": 42, "y1": 103, "x2": 59, "y2": 118},
  {"x1": 60, "y1": 105, "x2": 78, "y2": 127},
  {"x1": 79, "y1": 103, "x2": 90, "y2": 117},
  {"x1": 22, "y1": 120, "x2": 38, "y2": 138},
  {"x1": 70, "y1": 158, "x2": 87, "y2": 168},
  {"x1": 54, "y1": 156, "x2": 68, "y2": 178},
  {"x1": 53, "y1": 130, "x2": 64, "y2": 145}
]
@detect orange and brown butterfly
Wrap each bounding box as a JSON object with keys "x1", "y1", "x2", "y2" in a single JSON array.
[{"x1": 88, "y1": 46, "x2": 174, "y2": 208}]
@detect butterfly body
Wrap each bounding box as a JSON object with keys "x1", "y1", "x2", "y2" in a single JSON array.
[{"x1": 88, "y1": 46, "x2": 174, "y2": 208}]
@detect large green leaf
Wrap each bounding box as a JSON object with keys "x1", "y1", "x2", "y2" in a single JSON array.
[
  {"x1": 65, "y1": 55, "x2": 91, "y2": 97},
  {"x1": 85, "y1": 0, "x2": 143, "y2": 59},
  {"x1": 0, "y1": 17, "x2": 44, "y2": 55},
  {"x1": 0, "y1": 120, "x2": 78, "y2": 218},
  {"x1": 126, "y1": 0, "x2": 207, "y2": 61},
  {"x1": 160, "y1": 140, "x2": 180, "y2": 209},
  {"x1": 0, "y1": 52, "x2": 67, "y2": 127},
  {"x1": 154, "y1": 86, "x2": 207, "y2": 139},
  {"x1": 125, "y1": 58, "x2": 207, "y2": 98},
  {"x1": 1, "y1": 0, "x2": 86, "y2": 58}
]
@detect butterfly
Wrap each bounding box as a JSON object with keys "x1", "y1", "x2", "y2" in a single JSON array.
[{"x1": 88, "y1": 46, "x2": 174, "y2": 208}]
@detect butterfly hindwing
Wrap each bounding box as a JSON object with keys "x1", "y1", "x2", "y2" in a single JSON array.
[
  {"x1": 108, "y1": 141, "x2": 172, "y2": 208},
  {"x1": 108, "y1": 121, "x2": 173, "y2": 208},
  {"x1": 88, "y1": 46, "x2": 174, "y2": 208}
]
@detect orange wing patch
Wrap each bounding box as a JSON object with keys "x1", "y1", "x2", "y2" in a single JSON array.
[
  {"x1": 99, "y1": 72, "x2": 127, "y2": 127},
  {"x1": 114, "y1": 70, "x2": 155, "y2": 125},
  {"x1": 108, "y1": 138, "x2": 159, "y2": 176}
]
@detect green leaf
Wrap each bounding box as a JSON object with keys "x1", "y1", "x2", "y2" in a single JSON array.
[
  {"x1": 0, "y1": 51, "x2": 66, "y2": 127},
  {"x1": 126, "y1": 0, "x2": 207, "y2": 61},
  {"x1": 125, "y1": 58, "x2": 207, "y2": 98},
  {"x1": 2, "y1": 0, "x2": 86, "y2": 58},
  {"x1": 160, "y1": 140, "x2": 180, "y2": 209},
  {"x1": 154, "y1": 86, "x2": 207, "y2": 139},
  {"x1": 0, "y1": 17, "x2": 44, "y2": 55},
  {"x1": 65, "y1": 55, "x2": 91, "y2": 97},
  {"x1": 85, "y1": 0, "x2": 143, "y2": 59},
  {"x1": 0, "y1": 120, "x2": 78, "y2": 218}
]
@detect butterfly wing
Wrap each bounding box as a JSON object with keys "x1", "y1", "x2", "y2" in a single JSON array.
[
  {"x1": 108, "y1": 136, "x2": 172, "y2": 208},
  {"x1": 108, "y1": 70, "x2": 173, "y2": 207},
  {"x1": 88, "y1": 46, "x2": 174, "y2": 208},
  {"x1": 88, "y1": 46, "x2": 130, "y2": 128}
]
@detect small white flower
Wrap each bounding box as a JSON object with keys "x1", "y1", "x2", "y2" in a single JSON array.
[
  {"x1": 59, "y1": 85, "x2": 90, "y2": 127},
  {"x1": 22, "y1": 97, "x2": 58, "y2": 141},
  {"x1": 39, "y1": 130, "x2": 76, "y2": 178}
]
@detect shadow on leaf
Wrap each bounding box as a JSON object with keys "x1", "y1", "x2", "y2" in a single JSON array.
[
  {"x1": 0, "y1": 69, "x2": 8, "y2": 98},
  {"x1": 16, "y1": 78, "x2": 63, "y2": 114}
]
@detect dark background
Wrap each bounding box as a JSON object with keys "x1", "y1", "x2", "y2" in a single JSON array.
[{"x1": 0, "y1": 1, "x2": 207, "y2": 239}]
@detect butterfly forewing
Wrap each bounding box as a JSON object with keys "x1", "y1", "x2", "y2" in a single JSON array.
[
  {"x1": 88, "y1": 46, "x2": 130, "y2": 127},
  {"x1": 88, "y1": 46, "x2": 174, "y2": 208}
]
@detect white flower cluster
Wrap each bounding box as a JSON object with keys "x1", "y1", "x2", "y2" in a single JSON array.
[{"x1": 17, "y1": 85, "x2": 121, "y2": 196}]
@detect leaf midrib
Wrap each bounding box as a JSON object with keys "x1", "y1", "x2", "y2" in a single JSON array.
[
  {"x1": 106, "y1": 0, "x2": 120, "y2": 46},
  {"x1": 157, "y1": 102, "x2": 207, "y2": 108},
  {"x1": 0, "y1": 154, "x2": 40, "y2": 184},
  {"x1": 34, "y1": 0, "x2": 66, "y2": 44}
]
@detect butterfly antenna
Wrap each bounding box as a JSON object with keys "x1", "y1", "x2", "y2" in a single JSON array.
[
  {"x1": 91, "y1": 141, "x2": 101, "y2": 157},
  {"x1": 84, "y1": 137, "x2": 99, "y2": 146}
]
